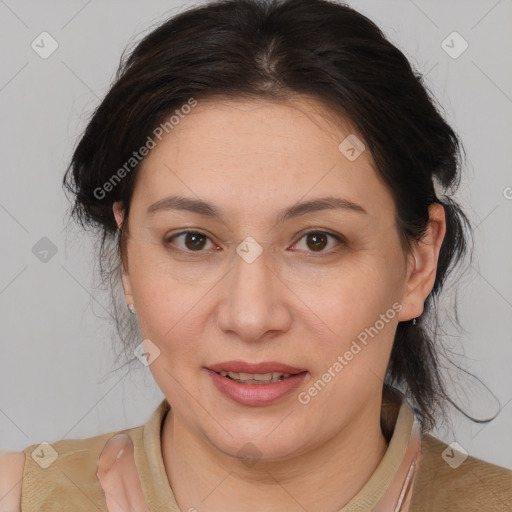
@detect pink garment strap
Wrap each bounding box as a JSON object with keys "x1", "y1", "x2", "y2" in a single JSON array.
[
  {"x1": 96, "y1": 433, "x2": 150, "y2": 512},
  {"x1": 372, "y1": 416, "x2": 423, "y2": 512}
]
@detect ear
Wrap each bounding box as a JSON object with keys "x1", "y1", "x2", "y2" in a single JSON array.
[
  {"x1": 113, "y1": 201, "x2": 134, "y2": 307},
  {"x1": 398, "y1": 203, "x2": 446, "y2": 322}
]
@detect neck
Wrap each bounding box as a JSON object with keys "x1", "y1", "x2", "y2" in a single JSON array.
[{"x1": 161, "y1": 398, "x2": 389, "y2": 512}]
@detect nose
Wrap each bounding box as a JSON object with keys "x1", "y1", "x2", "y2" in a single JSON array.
[{"x1": 216, "y1": 243, "x2": 292, "y2": 343}]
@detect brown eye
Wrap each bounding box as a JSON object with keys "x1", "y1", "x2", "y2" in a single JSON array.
[
  {"x1": 184, "y1": 233, "x2": 208, "y2": 250},
  {"x1": 306, "y1": 233, "x2": 328, "y2": 251},
  {"x1": 166, "y1": 231, "x2": 215, "y2": 252},
  {"x1": 293, "y1": 231, "x2": 344, "y2": 254}
]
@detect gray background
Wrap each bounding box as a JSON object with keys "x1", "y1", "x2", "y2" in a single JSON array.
[{"x1": 1, "y1": 0, "x2": 511, "y2": 470}]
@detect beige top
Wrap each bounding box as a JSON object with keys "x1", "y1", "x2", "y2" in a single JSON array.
[{"x1": 17, "y1": 391, "x2": 512, "y2": 511}]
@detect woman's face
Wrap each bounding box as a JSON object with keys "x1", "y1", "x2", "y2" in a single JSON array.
[{"x1": 113, "y1": 97, "x2": 434, "y2": 462}]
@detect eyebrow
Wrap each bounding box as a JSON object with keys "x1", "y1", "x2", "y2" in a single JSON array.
[{"x1": 146, "y1": 194, "x2": 367, "y2": 222}]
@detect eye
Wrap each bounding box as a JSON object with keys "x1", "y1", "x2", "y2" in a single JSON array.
[
  {"x1": 165, "y1": 231, "x2": 218, "y2": 253},
  {"x1": 291, "y1": 231, "x2": 345, "y2": 254}
]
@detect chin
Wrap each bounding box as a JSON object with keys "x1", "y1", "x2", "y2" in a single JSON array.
[{"x1": 202, "y1": 419, "x2": 311, "y2": 465}]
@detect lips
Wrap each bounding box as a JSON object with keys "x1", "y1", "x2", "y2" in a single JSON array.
[
  {"x1": 207, "y1": 360, "x2": 306, "y2": 375},
  {"x1": 205, "y1": 360, "x2": 308, "y2": 406},
  {"x1": 207, "y1": 370, "x2": 307, "y2": 406}
]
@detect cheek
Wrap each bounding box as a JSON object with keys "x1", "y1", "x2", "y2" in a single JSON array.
[
  {"x1": 297, "y1": 253, "x2": 405, "y2": 387},
  {"x1": 126, "y1": 248, "x2": 208, "y2": 356},
  {"x1": 302, "y1": 255, "x2": 403, "y2": 331},
  {"x1": 297, "y1": 270, "x2": 402, "y2": 412}
]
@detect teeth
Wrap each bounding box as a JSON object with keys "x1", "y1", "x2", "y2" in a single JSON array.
[{"x1": 218, "y1": 371, "x2": 292, "y2": 383}]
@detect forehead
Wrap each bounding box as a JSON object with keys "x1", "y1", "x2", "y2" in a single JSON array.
[
  {"x1": 131, "y1": 97, "x2": 395, "y2": 221},
  {"x1": 146, "y1": 96, "x2": 359, "y2": 162}
]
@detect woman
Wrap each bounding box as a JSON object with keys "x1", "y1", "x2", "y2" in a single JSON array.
[{"x1": 1, "y1": 0, "x2": 510, "y2": 510}]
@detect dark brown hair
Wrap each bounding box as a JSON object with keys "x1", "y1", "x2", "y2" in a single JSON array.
[{"x1": 63, "y1": 0, "x2": 473, "y2": 431}]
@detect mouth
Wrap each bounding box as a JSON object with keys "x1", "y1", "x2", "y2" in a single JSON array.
[
  {"x1": 207, "y1": 360, "x2": 306, "y2": 375},
  {"x1": 216, "y1": 370, "x2": 297, "y2": 384},
  {"x1": 208, "y1": 360, "x2": 307, "y2": 384},
  {"x1": 205, "y1": 361, "x2": 308, "y2": 406}
]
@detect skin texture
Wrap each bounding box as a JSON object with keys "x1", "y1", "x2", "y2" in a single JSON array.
[
  {"x1": 0, "y1": 451, "x2": 25, "y2": 511},
  {"x1": 112, "y1": 97, "x2": 446, "y2": 511}
]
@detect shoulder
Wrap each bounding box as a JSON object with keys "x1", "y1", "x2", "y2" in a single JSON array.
[
  {"x1": 6, "y1": 425, "x2": 144, "y2": 511},
  {"x1": 410, "y1": 434, "x2": 512, "y2": 511},
  {"x1": 0, "y1": 451, "x2": 25, "y2": 511}
]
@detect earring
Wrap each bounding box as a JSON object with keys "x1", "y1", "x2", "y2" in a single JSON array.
[
  {"x1": 412, "y1": 318, "x2": 417, "y2": 326},
  {"x1": 127, "y1": 303, "x2": 136, "y2": 316}
]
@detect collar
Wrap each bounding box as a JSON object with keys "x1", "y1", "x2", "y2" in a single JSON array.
[
  {"x1": 98, "y1": 388, "x2": 422, "y2": 511},
  {"x1": 339, "y1": 388, "x2": 422, "y2": 511}
]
